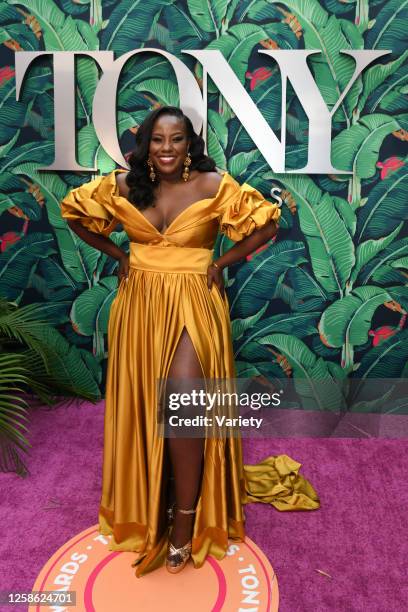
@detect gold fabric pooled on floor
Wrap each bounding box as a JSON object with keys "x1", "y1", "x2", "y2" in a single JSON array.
[{"x1": 61, "y1": 169, "x2": 319, "y2": 577}]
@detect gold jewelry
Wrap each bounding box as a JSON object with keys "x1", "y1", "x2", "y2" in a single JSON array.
[
  {"x1": 147, "y1": 157, "x2": 156, "y2": 182},
  {"x1": 177, "y1": 507, "x2": 196, "y2": 515},
  {"x1": 211, "y1": 262, "x2": 220, "y2": 270},
  {"x1": 182, "y1": 151, "x2": 192, "y2": 182}
]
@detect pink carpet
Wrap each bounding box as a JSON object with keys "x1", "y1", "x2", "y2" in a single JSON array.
[{"x1": 1, "y1": 399, "x2": 407, "y2": 611}]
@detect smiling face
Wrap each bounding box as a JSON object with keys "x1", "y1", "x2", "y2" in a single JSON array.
[{"x1": 148, "y1": 114, "x2": 190, "y2": 178}]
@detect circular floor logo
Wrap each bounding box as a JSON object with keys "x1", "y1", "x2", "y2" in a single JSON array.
[{"x1": 30, "y1": 525, "x2": 279, "y2": 611}]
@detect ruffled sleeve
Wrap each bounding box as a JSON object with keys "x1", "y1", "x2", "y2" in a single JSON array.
[
  {"x1": 219, "y1": 179, "x2": 281, "y2": 242},
  {"x1": 60, "y1": 172, "x2": 118, "y2": 237}
]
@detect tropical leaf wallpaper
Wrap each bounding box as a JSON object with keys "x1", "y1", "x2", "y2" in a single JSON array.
[{"x1": 0, "y1": 0, "x2": 407, "y2": 411}]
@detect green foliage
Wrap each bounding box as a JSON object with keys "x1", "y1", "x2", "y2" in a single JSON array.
[
  {"x1": 0, "y1": 0, "x2": 406, "y2": 437},
  {"x1": 365, "y1": 0, "x2": 408, "y2": 55},
  {"x1": 0, "y1": 297, "x2": 100, "y2": 476},
  {"x1": 331, "y1": 114, "x2": 400, "y2": 177}
]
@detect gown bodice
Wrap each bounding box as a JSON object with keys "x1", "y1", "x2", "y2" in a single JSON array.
[{"x1": 60, "y1": 169, "x2": 282, "y2": 249}]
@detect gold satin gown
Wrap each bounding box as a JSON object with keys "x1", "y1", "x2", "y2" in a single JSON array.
[{"x1": 60, "y1": 169, "x2": 320, "y2": 577}]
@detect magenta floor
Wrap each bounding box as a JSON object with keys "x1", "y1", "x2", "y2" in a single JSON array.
[{"x1": 1, "y1": 399, "x2": 407, "y2": 612}]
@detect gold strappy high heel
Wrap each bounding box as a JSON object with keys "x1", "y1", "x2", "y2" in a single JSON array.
[{"x1": 166, "y1": 507, "x2": 196, "y2": 574}]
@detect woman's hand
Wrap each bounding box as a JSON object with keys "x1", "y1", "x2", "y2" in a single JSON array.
[
  {"x1": 207, "y1": 263, "x2": 225, "y2": 298},
  {"x1": 117, "y1": 252, "x2": 129, "y2": 286}
]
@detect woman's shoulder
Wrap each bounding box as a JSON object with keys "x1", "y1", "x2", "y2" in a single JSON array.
[
  {"x1": 115, "y1": 168, "x2": 128, "y2": 185},
  {"x1": 195, "y1": 169, "x2": 237, "y2": 201},
  {"x1": 196, "y1": 169, "x2": 223, "y2": 189},
  {"x1": 112, "y1": 168, "x2": 235, "y2": 201},
  {"x1": 112, "y1": 169, "x2": 130, "y2": 199}
]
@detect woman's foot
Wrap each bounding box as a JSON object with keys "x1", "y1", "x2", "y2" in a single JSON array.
[
  {"x1": 170, "y1": 508, "x2": 195, "y2": 547},
  {"x1": 166, "y1": 540, "x2": 192, "y2": 574},
  {"x1": 166, "y1": 507, "x2": 196, "y2": 573}
]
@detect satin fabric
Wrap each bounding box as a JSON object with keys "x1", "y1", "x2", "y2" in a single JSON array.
[{"x1": 60, "y1": 169, "x2": 320, "y2": 577}]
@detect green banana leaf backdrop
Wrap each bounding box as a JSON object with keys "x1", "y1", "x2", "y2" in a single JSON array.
[{"x1": 0, "y1": 0, "x2": 407, "y2": 412}]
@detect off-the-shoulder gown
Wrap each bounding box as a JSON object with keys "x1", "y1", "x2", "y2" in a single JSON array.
[{"x1": 60, "y1": 169, "x2": 320, "y2": 577}]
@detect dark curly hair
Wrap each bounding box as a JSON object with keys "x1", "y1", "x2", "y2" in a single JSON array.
[{"x1": 125, "y1": 106, "x2": 217, "y2": 210}]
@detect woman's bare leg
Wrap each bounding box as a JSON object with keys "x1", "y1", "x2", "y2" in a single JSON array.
[{"x1": 166, "y1": 327, "x2": 205, "y2": 547}]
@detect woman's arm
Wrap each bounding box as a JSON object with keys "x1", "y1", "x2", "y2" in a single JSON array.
[
  {"x1": 207, "y1": 219, "x2": 278, "y2": 297},
  {"x1": 214, "y1": 219, "x2": 278, "y2": 269},
  {"x1": 67, "y1": 219, "x2": 129, "y2": 283}
]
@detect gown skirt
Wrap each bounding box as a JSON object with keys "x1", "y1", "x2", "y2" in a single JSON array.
[{"x1": 60, "y1": 169, "x2": 320, "y2": 578}]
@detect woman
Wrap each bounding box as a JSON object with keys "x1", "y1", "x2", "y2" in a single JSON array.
[{"x1": 60, "y1": 105, "x2": 319, "y2": 577}]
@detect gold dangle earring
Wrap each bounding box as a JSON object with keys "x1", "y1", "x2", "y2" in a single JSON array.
[
  {"x1": 147, "y1": 157, "x2": 156, "y2": 182},
  {"x1": 182, "y1": 151, "x2": 191, "y2": 182}
]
